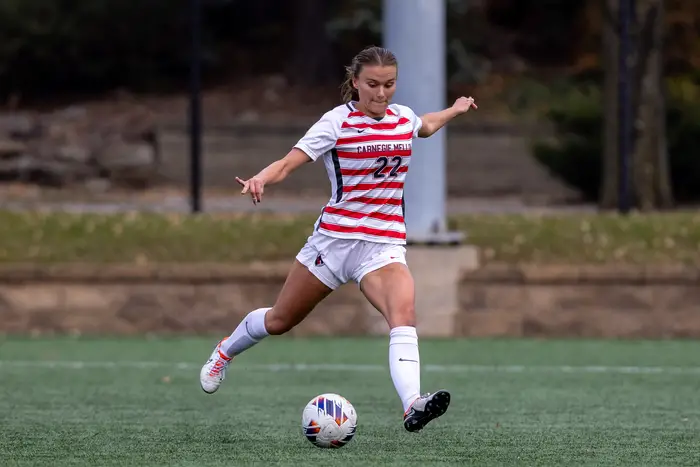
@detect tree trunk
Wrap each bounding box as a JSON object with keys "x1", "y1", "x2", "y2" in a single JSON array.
[
  {"x1": 632, "y1": 0, "x2": 673, "y2": 210},
  {"x1": 600, "y1": 0, "x2": 673, "y2": 210},
  {"x1": 601, "y1": 0, "x2": 621, "y2": 209}
]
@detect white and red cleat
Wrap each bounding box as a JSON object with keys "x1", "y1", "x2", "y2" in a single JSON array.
[{"x1": 199, "y1": 338, "x2": 232, "y2": 394}]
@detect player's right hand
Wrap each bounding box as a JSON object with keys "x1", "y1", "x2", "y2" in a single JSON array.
[{"x1": 236, "y1": 176, "x2": 265, "y2": 205}]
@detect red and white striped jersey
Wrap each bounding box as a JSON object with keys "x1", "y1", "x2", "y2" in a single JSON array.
[{"x1": 294, "y1": 102, "x2": 422, "y2": 244}]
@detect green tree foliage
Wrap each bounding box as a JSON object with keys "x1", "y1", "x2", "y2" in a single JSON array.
[
  {"x1": 0, "y1": 0, "x2": 194, "y2": 99},
  {"x1": 1, "y1": 0, "x2": 699, "y2": 105},
  {"x1": 532, "y1": 80, "x2": 700, "y2": 204}
]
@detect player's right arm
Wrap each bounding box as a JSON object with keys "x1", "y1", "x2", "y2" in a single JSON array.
[
  {"x1": 236, "y1": 111, "x2": 338, "y2": 204},
  {"x1": 236, "y1": 149, "x2": 311, "y2": 204}
]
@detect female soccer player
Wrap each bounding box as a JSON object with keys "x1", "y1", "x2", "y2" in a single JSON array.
[{"x1": 200, "y1": 46, "x2": 477, "y2": 432}]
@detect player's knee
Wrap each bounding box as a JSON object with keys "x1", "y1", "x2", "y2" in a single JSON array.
[{"x1": 264, "y1": 309, "x2": 295, "y2": 335}]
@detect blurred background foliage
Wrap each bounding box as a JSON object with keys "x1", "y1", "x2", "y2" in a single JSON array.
[
  {"x1": 1, "y1": 0, "x2": 699, "y2": 203},
  {"x1": 1, "y1": 0, "x2": 698, "y2": 104}
]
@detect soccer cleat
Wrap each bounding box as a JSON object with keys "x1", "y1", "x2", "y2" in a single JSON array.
[
  {"x1": 403, "y1": 390, "x2": 451, "y2": 432},
  {"x1": 199, "y1": 338, "x2": 232, "y2": 394}
]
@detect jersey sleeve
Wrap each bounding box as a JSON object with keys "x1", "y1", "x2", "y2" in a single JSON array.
[
  {"x1": 293, "y1": 112, "x2": 338, "y2": 162},
  {"x1": 411, "y1": 111, "x2": 423, "y2": 137},
  {"x1": 396, "y1": 105, "x2": 423, "y2": 138}
]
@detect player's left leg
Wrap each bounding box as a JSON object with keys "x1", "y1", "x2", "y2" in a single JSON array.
[
  {"x1": 200, "y1": 259, "x2": 335, "y2": 394},
  {"x1": 357, "y1": 257, "x2": 450, "y2": 432}
]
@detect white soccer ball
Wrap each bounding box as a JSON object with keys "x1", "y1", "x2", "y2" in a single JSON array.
[{"x1": 301, "y1": 393, "x2": 358, "y2": 448}]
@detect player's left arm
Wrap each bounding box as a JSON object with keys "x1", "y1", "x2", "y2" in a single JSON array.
[{"x1": 417, "y1": 96, "x2": 477, "y2": 138}]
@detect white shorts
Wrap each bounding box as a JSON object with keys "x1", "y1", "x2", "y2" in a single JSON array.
[{"x1": 296, "y1": 232, "x2": 407, "y2": 290}]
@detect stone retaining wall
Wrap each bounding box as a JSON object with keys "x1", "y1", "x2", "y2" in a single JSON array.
[
  {"x1": 0, "y1": 264, "x2": 372, "y2": 336},
  {"x1": 458, "y1": 264, "x2": 700, "y2": 338},
  {"x1": 1, "y1": 263, "x2": 699, "y2": 338}
]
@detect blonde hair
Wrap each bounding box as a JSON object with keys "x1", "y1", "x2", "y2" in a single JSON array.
[{"x1": 340, "y1": 46, "x2": 398, "y2": 103}]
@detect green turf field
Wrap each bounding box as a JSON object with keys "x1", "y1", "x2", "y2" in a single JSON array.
[{"x1": 1, "y1": 337, "x2": 699, "y2": 466}]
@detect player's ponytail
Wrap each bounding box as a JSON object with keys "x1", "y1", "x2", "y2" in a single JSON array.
[
  {"x1": 340, "y1": 46, "x2": 398, "y2": 103},
  {"x1": 341, "y1": 65, "x2": 357, "y2": 103}
]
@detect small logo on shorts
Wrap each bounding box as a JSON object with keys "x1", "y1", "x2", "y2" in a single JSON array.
[{"x1": 314, "y1": 254, "x2": 324, "y2": 267}]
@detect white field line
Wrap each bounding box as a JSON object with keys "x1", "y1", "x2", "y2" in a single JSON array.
[{"x1": 0, "y1": 360, "x2": 699, "y2": 375}]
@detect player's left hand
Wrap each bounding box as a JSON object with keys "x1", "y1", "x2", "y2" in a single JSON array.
[{"x1": 452, "y1": 96, "x2": 477, "y2": 114}]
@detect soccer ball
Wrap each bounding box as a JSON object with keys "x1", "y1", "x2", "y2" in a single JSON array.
[{"x1": 301, "y1": 393, "x2": 357, "y2": 448}]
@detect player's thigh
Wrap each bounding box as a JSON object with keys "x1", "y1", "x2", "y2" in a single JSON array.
[
  {"x1": 266, "y1": 260, "x2": 333, "y2": 335},
  {"x1": 359, "y1": 262, "x2": 416, "y2": 328}
]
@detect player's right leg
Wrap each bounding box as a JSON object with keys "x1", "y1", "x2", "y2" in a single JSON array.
[
  {"x1": 359, "y1": 259, "x2": 450, "y2": 432},
  {"x1": 200, "y1": 259, "x2": 334, "y2": 393}
]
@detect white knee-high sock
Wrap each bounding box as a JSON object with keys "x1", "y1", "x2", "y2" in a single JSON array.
[
  {"x1": 389, "y1": 326, "x2": 421, "y2": 412},
  {"x1": 220, "y1": 308, "x2": 271, "y2": 358}
]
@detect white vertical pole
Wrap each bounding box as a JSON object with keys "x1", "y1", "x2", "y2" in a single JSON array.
[{"x1": 383, "y1": 0, "x2": 463, "y2": 244}]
